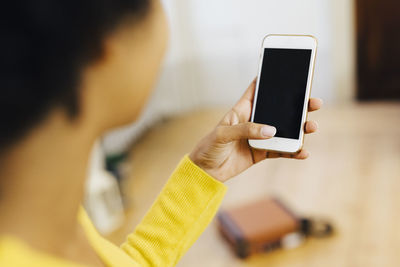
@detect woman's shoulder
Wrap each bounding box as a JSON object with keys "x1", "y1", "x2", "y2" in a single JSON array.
[{"x1": 0, "y1": 236, "x2": 86, "y2": 267}]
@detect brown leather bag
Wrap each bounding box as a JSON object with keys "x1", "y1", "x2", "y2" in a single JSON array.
[{"x1": 217, "y1": 198, "x2": 300, "y2": 258}]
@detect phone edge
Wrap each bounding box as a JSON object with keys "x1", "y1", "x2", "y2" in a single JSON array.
[{"x1": 248, "y1": 34, "x2": 318, "y2": 154}]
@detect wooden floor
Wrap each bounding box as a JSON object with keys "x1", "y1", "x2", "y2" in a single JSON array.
[{"x1": 108, "y1": 103, "x2": 400, "y2": 267}]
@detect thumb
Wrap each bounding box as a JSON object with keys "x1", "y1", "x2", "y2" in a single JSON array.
[{"x1": 215, "y1": 122, "x2": 276, "y2": 144}]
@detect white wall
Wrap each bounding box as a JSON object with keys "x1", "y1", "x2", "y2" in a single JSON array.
[
  {"x1": 103, "y1": 0, "x2": 355, "y2": 154},
  {"x1": 331, "y1": 0, "x2": 356, "y2": 102}
]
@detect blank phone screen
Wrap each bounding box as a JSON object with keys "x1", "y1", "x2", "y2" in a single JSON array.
[{"x1": 253, "y1": 48, "x2": 312, "y2": 139}]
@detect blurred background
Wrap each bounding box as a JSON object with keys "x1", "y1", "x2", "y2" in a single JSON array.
[
  {"x1": 101, "y1": 0, "x2": 353, "y2": 154},
  {"x1": 84, "y1": 0, "x2": 400, "y2": 266}
]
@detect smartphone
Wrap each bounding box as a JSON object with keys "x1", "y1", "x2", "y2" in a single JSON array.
[{"x1": 249, "y1": 34, "x2": 317, "y2": 153}]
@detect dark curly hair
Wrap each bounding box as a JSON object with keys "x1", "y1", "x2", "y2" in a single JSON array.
[{"x1": 0, "y1": 0, "x2": 150, "y2": 149}]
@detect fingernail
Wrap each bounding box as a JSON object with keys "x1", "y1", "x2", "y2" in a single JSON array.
[{"x1": 261, "y1": 126, "x2": 276, "y2": 137}]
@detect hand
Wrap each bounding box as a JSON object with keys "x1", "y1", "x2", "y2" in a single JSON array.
[{"x1": 189, "y1": 78, "x2": 323, "y2": 182}]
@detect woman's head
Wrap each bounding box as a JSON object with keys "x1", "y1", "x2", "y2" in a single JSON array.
[{"x1": 0, "y1": 0, "x2": 168, "y2": 150}]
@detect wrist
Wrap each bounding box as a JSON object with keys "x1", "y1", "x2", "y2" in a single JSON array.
[{"x1": 188, "y1": 152, "x2": 225, "y2": 183}]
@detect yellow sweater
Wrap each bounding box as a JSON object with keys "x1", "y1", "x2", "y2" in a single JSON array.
[{"x1": 0, "y1": 155, "x2": 227, "y2": 266}]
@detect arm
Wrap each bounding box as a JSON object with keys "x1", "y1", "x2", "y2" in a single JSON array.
[{"x1": 121, "y1": 155, "x2": 227, "y2": 267}]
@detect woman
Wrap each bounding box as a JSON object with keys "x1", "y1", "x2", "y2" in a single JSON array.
[{"x1": 0, "y1": 0, "x2": 322, "y2": 266}]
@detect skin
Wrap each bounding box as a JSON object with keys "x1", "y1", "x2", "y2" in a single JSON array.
[{"x1": 0, "y1": 0, "x2": 321, "y2": 266}]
